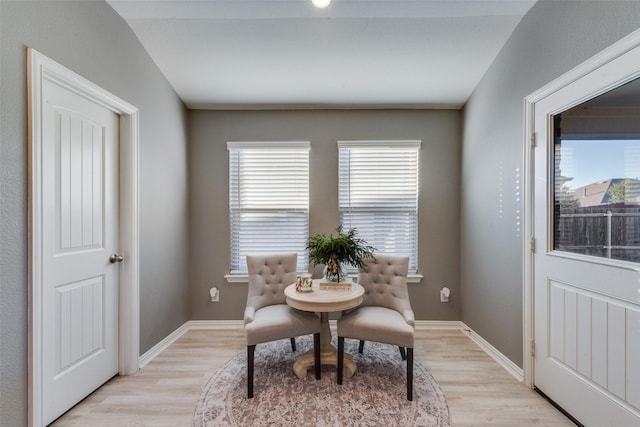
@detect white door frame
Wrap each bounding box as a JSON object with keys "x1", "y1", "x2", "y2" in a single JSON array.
[
  {"x1": 523, "y1": 29, "x2": 640, "y2": 389},
  {"x1": 27, "y1": 48, "x2": 140, "y2": 427}
]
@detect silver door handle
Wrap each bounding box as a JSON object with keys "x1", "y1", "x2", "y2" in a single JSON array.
[{"x1": 109, "y1": 254, "x2": 124, "y2": 264}]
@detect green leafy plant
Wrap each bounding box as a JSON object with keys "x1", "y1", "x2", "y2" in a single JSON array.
[{"x1": 307, "y1": 225, "x2": 375, "y2": 270}]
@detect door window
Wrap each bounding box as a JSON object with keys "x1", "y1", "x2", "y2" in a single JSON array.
[{"x1": 553, "y1": 80, "x2": 640, "y2": 262}]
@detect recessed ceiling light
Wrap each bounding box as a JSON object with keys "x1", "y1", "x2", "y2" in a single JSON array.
[{"x1": 312, "y1": 0, "x2": 331, "y2": 9}]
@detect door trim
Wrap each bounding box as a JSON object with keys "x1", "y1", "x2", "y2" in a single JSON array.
[
  {"x1": 27, "y1": 48, "x2": 140, "y2": 427},
  {"x1": 523, "y1": 28, "x2": 640, "y2": 389}
]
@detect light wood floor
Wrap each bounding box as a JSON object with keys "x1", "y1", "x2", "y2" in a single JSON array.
[{"x1": 51, "y1": 328, "x2": 574, "y2": 426}]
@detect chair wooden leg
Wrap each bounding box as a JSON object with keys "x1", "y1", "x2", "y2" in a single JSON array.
[
  {"x1": 407, "y1": 347, "x2": 414, "y2": 401},
  {"x1": 358, "y1": 339, "x2": 365, "y2": 353},
  {"x1": 314, "y1": 333, "x2": 321, "y2": 380},
  {"x1": 399, "y1": 346, "x2": 407, "y2": 360},
  {"x1": 337, "y1": 336, "x2": 345, "y2": 385},
  {"x1": 248, "y1": 345, "x2": 256, "y2": 398},
  {"x1": 290, "y1": 337, "x2": 296, "y2": 352}
]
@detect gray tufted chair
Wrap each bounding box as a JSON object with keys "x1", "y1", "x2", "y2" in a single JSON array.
[
  {"x1": 244, "y1": 253, "x2": 321, "y2": 398},
  {"x1": 336, "y1": 254, "x2": 415, "y2": 400}
]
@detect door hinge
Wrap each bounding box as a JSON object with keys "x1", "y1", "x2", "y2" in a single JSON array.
[
  {"x1": 531, "y1": 339, "x2": 536, "y2": 357},
  {"x1": 530, "y1": 237, "x2": 536, "y2": 253},
  {"x1": 530, "y1": 132, "x2": 536, "y2": 148}
]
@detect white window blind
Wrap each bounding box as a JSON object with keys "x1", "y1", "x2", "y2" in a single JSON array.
[
  {"x1": 228, "y1": 141, "x2": 309, "y2": 273},
  {"x1": 338, "y1": 140, "x2": 420, "y2": 272}
]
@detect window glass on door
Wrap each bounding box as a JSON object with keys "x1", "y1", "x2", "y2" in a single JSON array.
[{"x1": 553, "y1": 79, "x2": 640, "y2": 263}]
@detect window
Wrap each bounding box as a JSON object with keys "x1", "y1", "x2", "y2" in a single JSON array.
[
  {"x1": 553, "y1": 134, "x2": 640, "y2": 263},
  {"x1": 228, "y1": 141, "x2": 309, "y2": 273},
  {"x1": 338, "y1": 140, "x2": 420, "y2": 272},
  {"x1": 551, "y1": 78, "x2": 640, "y2": 263}
]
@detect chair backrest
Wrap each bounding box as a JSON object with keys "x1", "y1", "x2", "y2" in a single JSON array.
[
  {"x1": 246, "y1": 253, "x2": 298, "y2": 311},
  {"x1": 357, "y1": 254, "x2": 412, "y2": 313}
]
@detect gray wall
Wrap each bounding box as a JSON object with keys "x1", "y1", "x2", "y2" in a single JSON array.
[
  {"x1": 189, "y1": 110, "x2": 461, "y2": 321},
  {"x1": 461, "y1": 0, "x2": 640, "y2": 366},
  {"x1": 0, "y1": 1, "x2": 190, "y2": 425}
]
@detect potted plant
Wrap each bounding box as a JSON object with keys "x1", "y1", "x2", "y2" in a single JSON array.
[{"x1": 307, "y1": 226, "x2": 376, "y2": 282}]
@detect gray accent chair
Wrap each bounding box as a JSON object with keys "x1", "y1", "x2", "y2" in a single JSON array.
[
  {"x1": 244, "y1": 253, "x2": 321, "y2": 398},
  {"x1": 336, "y1": 254, "x2": 415, "y2": 400}
]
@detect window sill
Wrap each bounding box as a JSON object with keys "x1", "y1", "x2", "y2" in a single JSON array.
[
  {"x1": 225, "y1": 273, "x2": 424, "y2": 285},
  {"x1": 225, "y1": 273, "x2": 249, "y2": 284}
]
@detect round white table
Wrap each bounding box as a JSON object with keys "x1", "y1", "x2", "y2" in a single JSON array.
[{"x1": 284, "y1": 279, "x2": 364, "y2": 379}]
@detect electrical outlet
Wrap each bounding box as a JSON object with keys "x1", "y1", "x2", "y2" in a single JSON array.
[
  {"x1": 210, "y1": 287, "x2": 219, "y2": 302},
  {"x1": 440, "y1": 287, "x2": 450, "y2": 303}
]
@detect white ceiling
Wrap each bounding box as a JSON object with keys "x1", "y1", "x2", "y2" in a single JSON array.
[{"x1": 107, "y1": 0, "x2": 537, "y2": 109}]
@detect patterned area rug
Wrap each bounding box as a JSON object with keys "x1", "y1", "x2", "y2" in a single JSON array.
[{"x1": 193, "y1": 336, "x2": 450, "y2": 426}]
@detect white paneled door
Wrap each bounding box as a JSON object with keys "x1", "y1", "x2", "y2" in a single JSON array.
[
  {"x1": 531, "y1": 37, "x2": 640, "y2": 426},
  {"x1": 41, "y1": 77, "x2": 120, "y2": 424}
]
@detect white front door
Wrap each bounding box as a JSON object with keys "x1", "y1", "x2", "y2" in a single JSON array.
[
  {"x1": 532, "y1": 41, "x2": 640, "y2": 425},
  {"x1": 41, "y1": 77, "x2": 120, "y2": 424}
]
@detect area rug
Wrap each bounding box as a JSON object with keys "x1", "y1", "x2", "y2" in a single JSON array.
[{"x1": 193, "y1": 336, "x2": 450, "y2": 426}]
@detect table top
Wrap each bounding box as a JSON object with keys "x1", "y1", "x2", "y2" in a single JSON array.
[{"x1": 284, "y1": 279, "x2": 364, "y2": 313}]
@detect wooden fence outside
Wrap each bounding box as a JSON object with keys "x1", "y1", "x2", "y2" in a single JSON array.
[{"x1": 555, "y1": 205, "x2": 640, "y2": 263}]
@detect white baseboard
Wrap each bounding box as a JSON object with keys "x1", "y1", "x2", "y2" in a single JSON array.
[
  {"x1": 137, "y1": 319, "x2": 524, "y2": 383},
  {"x1": 188, "y1": 320, "x2": 244, "y2": 330},
  {"x1": 415, "y1": 320, "x2": 466, "y2": 330},
  {"x1": 138, "y1": 322, "x2": 190, "y2": 368},
  {"x1": 459, "y1": 322, "x2": 524, "y2": 382},
  {"x1": 137, "y1": 320, "x2": 243, "y2": 368},
  {"x1": 328, "y1": 319, "x2": 463, "y2": 330}
]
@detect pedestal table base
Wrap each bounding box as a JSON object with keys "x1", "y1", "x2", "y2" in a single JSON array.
[{"x1": 292, "y1": 312, "x2": 357, "y2": 379}]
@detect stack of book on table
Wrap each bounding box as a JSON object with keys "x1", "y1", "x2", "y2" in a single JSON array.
[{"x1": 319, "y1": 281, "x2": 352, "y2": 290}]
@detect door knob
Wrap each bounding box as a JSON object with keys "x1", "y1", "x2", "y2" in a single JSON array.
[{"x1": 109, "y1": 254, "x2": 124, "y2": 264}]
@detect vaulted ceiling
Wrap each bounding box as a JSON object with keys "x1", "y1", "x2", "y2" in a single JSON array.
[{"x1": 107, "y1": 0, "x2": 536, "y2": 109}]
